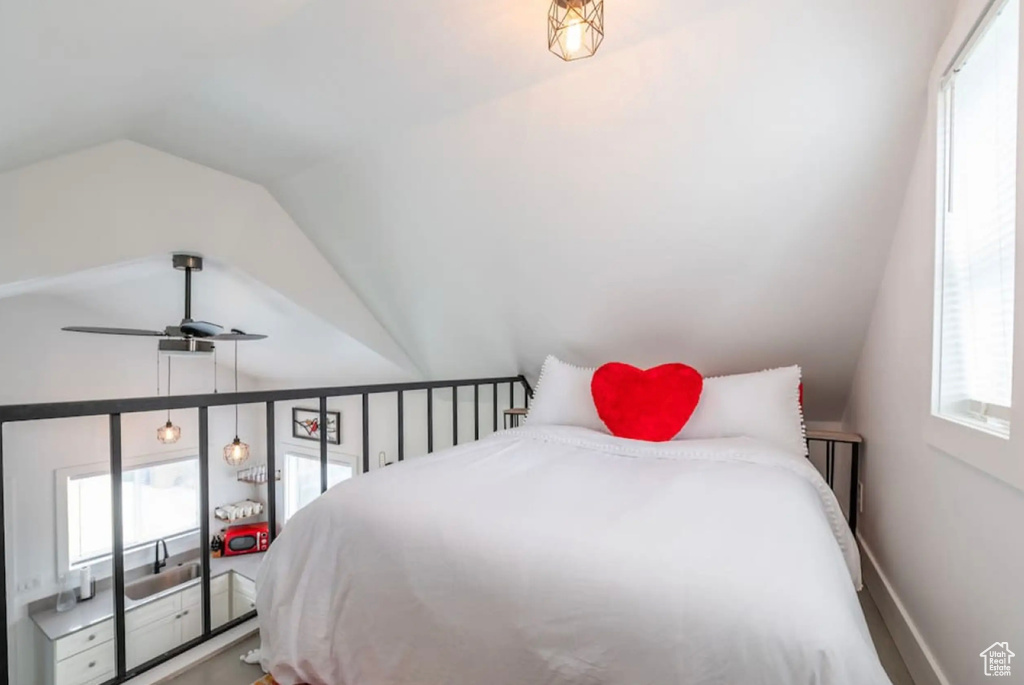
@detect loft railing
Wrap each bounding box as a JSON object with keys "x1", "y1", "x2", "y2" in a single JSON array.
[{"x1": 0, "y1": 375, "x2": 533, "y2": 685}]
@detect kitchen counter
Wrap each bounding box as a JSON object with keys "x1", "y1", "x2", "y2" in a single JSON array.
[{"x1": 31, "y1": 552, "x2": 265, "y2": 641}]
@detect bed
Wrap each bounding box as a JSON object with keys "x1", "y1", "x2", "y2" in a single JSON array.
[{"x1": 255, "y1": 424, "x2": 890, "y2": 685}]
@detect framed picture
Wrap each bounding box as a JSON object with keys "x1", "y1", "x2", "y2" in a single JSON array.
[{"x1": 292, "y1": 408, "x2": 342, "y2": 445}]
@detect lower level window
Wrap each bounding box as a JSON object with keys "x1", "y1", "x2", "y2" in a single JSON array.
[
  {"x1": 67, "y1": 457, "x2": 200, "y2": 567},
  {"x1": 284, "y1": 452, "x2": 352, "y2": 521}
]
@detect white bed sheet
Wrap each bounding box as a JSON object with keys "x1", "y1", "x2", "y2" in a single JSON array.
[{"x1": 257, "y1": 425, "x2": 888, "y2": 685}]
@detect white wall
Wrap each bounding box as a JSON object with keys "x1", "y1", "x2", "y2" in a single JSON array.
[{"x1": 846, "y1": 1, "x2": 1024, "y2": 682}]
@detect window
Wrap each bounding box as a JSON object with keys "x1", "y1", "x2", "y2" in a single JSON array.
[
  {"x1": 283, "y1": 452, "x2": 353, "y2": 521},
  {"x1": 66, "y1": 457, "x2": 200, "y2": 568},
  {"x1": 936, "y1": 0, "x2": 1019, "y2": 437}
]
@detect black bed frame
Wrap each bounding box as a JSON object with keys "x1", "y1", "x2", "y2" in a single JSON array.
[{"x1": 0, "y1": 377, "x2": 858, "y2": 685}]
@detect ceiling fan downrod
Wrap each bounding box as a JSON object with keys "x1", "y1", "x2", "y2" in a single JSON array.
[{"x1": 172, "y1": 253, "x2": 204, "y2": 322}]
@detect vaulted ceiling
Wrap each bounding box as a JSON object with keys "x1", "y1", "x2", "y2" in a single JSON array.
[{"x1": 0, "y1": 0, "x2": 958, "y2": 419}]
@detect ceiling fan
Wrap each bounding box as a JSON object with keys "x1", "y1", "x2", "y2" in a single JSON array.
[{"x1": 62, "y1": 254, "x2": 268, "y2": 354}]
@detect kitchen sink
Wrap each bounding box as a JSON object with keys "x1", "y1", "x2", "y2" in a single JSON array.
[{"x1": 124, "y1": 562, "x2": 201, "y2": 600}]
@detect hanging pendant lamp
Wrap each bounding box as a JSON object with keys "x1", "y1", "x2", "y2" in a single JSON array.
[
  {"x1": 156, "y1": 355, "x2": 181, "y2": 444},
  {"x1": 548, "y1": 0, "x2": 604, "y2": 61},
  {"x1": 223, "y1": 341, "x2": 250, "y2": 466}
]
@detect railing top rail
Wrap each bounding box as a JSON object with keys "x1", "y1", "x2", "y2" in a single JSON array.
[{"x1": 0, "y1": 375, "x2": 531, "y2": 424}]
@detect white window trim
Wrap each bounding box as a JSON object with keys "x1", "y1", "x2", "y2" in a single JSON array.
[
  {"x1": 280, "y1": 442, "x2": 358, "y2": 522},
  {"x1": 926, "y1": 0, "x2": 1024, "y2": 492},
  {"x1": 55, "y1": 447, "x2": 200, "y2": 578}
]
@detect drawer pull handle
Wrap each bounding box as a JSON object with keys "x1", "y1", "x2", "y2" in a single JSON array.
[
  {"x1": 175, "y1": 613, "x2": 182, "y2": 619},
  {"x1": 182, "y1": 610, "x2": 189, "y2": 615},
  {"x1": 87, "y1": 634, "x2": 95, "y2": 641},
  {"x1": 88, "y1": 661, "x2": 96, "y2": 668}
]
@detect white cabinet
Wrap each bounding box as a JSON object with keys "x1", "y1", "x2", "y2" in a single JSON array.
[
  {"x1": 231, "y1": 573, "x2": 257, "y2": 619},
  {"x1": 126, "y1": 611, "x2": 179, "y2": 670},
  {"x1": 212, "y1": 587, "x2": 231, "y2": 628},
  {"x1": 180, "y1": 604, "x2": 202, "y2": 643},
  {"x1": 45, "y1": 570, "x2": 253, "y2": 685}
]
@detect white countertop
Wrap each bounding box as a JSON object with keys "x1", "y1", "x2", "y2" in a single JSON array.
[{"x1": 31, "y1": 552, "x2": 265, "y2": 642}]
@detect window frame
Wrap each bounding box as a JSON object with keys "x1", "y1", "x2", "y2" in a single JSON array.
[
  {"x1": 56, "y1": 448, "x2": 201, "y2": 576},
  {"x1": 927, "y1": 0, "x2": 1024, "y2": 491},
  {"x1": 281, "y1": 444, "x2": 357, "y2": 522}
]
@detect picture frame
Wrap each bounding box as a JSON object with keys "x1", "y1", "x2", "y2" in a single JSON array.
[{"x1": 292, "y1": 407, "x2": 342, "y2": 445}]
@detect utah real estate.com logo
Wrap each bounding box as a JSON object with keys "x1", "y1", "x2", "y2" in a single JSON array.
[{"x1": 980, "y1": 642, "x2": 1015, "y2": 677}]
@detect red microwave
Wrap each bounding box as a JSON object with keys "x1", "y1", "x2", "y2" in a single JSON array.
[{"x1": 223, "y1": 522, "x2": 269, "y2": 556}]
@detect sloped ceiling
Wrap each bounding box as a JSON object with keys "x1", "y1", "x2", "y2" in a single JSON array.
[
  {"x1": 2, "y1": 256, "x2": 411, "y2": 387},
  {"x1": 0, "y1": 0, "x2": 957, "y2": 419}
]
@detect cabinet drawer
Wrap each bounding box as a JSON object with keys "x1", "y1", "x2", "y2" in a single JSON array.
[
  {"x1": 54, "y1": 620, "x2": 113, "y2": 661},
  {"x1": 126, "y1": 592, "x2": 181, "y2": 632},
  {"x1": 233, "y1": 574, "x2": 256, "y2": 599},
  {"x1": 55, "y1": 640, "x2": 114, "y2": 685},
  {"x1": 81, "y1": 671, "x2": 116, "y2": 685}
]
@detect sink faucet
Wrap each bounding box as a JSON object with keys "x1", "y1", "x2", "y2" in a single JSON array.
[{"x1": 154, "y1": 539, "x2": 169, "y2": 575}]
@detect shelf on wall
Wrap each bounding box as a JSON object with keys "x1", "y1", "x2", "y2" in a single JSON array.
[{"x1": 236, "y1": 468, "x2": 281, "y2": 485}]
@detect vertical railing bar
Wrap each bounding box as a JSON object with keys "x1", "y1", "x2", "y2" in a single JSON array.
[
  {"x1": 266, "y1": 402, "x2": 277, "y2": 544},
  {"x1": 397, "y1": 391, "x2": 405, "y2": 462},
  {"x1": 452, "y1": 386, "x2": 458, "y2": 447},
  {"x1": 0, "y1": 423, "x2": 8, "y2": 685},
  {"x1": 362, "y1": 393, "x2": 370, "y2": 474},
  {"x1": 830, "y1": 441, "x2": 837, "y2": 488},
  {"x1": 110, "y1": 413, "x2": 127, "y2": 679},
  {"x1": 474, "y1": 385, "x2": 480, "y2": 440},
  {"x1": 319, "y1": 397, "x2": 328, "y2": 493},
  {"x1": 198, "y1": 407, "x2": 211, "y2": 637},
  {"x1": 524, "y1": 381, "x2": 530, "y2": 409},
  {"x1": 492, "y1": 384, "x2": 498, "y2": 432},
  {"x1": 427, "y1": 389, "x2": 434, "y2": 453},
  {"x1": 850, "y1": 442, "x2": 861, "y2": 533},
  {"x1": 508, "y1": 381, "x2": 514, "y2": 410}
]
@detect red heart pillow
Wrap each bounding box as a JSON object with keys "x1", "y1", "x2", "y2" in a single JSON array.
[{"x1": 591, "y1": 363, "x2": 704, "y2": 442}]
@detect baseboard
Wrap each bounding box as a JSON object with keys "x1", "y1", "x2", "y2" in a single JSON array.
[
  {"x1": 126, "y1": 618, "x2": 259, "y2": 684},
  {"x1": 857, "y1": 533, "x2": 950, "y2": 685}
]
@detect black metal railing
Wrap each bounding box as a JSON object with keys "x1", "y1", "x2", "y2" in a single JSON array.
[{"x1": 0, "y1": 374, "x2": 534, "y2": 685}]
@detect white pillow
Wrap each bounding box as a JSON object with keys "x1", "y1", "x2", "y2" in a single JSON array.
[
  {"x1": 675, "y1": 365, "x2": 805, "y2": 455},
  {"x1": 525, "y1": 356, "x2": 607, "y2": 432}
]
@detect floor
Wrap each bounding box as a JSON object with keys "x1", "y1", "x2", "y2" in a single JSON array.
[{"x1": 162, "y1": 590, "x2": 914, "y2": 685}]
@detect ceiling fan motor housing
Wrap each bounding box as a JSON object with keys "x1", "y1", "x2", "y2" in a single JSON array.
[{"x1": 159, "y1": 339, "x2": 215, "y2": 356}]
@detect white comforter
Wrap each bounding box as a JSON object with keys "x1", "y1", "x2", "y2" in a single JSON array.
[{"x1": 257, "y1": 426, "x2": 889, "y2": 685}]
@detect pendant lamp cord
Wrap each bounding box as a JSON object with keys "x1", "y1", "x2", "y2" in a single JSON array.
[
  {"x1": 234, "y1": 341, "x2": 239, "y2": 439},
  {"x1": 166, "y1": 357, "x2": 172, "y2": 422}
]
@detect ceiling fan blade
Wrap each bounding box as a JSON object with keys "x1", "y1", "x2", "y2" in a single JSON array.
[
  {"x1": 210, "y1": 331, "x2": 268, "y2": 341},
  {"x1": 179, "y1": 321, "x2": 223, "y2": 338},
  {"x1": 62, "y1": 326, "x2": 167, "y2": 337}
]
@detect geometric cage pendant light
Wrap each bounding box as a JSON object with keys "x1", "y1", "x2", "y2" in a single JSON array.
[
  {"x1": 156, "y1": 356, "x2": 182, "y2": 444},
  {"x1": 548, "y1": 0, "x2": 604, "y2": 61},
  {"x1": 223, "y1": 341, "x2": 251, "y2": 466}
]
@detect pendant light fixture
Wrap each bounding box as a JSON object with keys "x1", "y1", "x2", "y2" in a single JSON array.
[
  {"x1": 223, "y1": 341, "x2": 250, "y2": 466},
  {"x1": 548, "y1": 0, "x2": 604, "y2": 61},
  {"x1": 156, "y1": 355, "x2": 182, "y2": 444}
]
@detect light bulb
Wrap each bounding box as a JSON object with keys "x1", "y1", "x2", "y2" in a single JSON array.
[
  {"x1": 565, "y1": 8, "x2": 584, "y2": 54},
  {"x1": 157, "y1": 420, "x2": 181, "y2": 444},
  {"x1": 223, "y1": 437, "x2": 250, "y2": 466}
]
